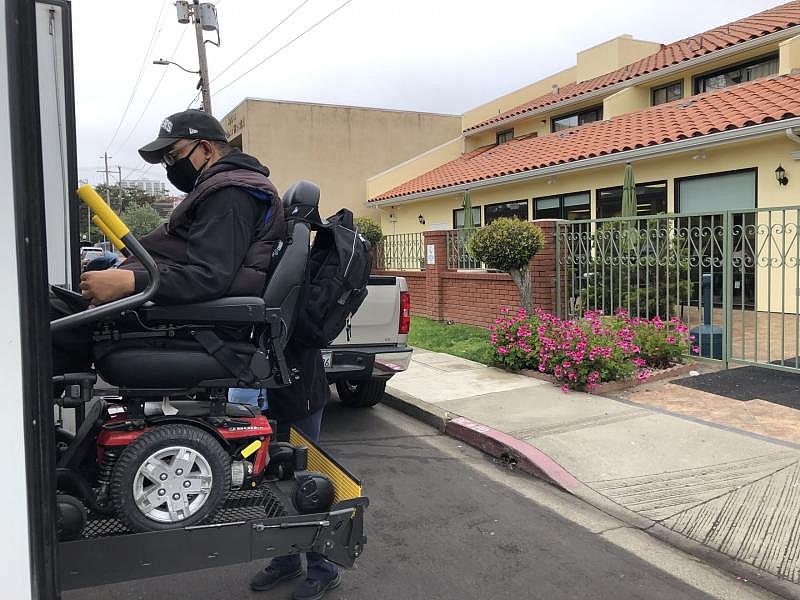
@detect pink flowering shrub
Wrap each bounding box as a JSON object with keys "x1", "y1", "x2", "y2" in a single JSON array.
[
  {"x1": 488, "y1": 308, "x2": 542, "y2": 371},
  {"x1": 489, "y1": 307, "x2": 692, "y2": 391}
]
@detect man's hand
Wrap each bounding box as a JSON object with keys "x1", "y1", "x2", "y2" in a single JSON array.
[{"x1": 79, "y1": 270, "x2": 135, "y2": 306}]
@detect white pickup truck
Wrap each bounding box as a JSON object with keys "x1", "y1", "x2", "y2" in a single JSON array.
[{"x1": 324, "y1": 275, "x2": 412, "y2": 407}]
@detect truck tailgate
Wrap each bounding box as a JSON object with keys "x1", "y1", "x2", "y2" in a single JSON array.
[{"x1": 331, "y1": 276, "x2": 403, "y2": 346}]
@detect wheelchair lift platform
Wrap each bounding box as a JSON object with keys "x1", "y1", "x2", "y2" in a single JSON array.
[{"x1": 59, "y1": 472, "x2": 368, "y2": 590}]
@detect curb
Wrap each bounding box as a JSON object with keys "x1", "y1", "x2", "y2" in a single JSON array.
[
  {"x1": 382, "y1": 388, "x2": 800, "y2": 600},
  {"x1": 444, "y1": 416, "x2": 581, "y2": 491}
]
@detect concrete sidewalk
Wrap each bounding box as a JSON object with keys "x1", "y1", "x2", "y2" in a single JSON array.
[{"x1": 384, "y1": 348, "x2": 800, "y2": 599}]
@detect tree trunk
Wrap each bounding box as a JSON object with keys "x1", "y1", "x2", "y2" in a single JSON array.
[{"x1": 509, "y1": 266, "x2": 533, "y2": 314}]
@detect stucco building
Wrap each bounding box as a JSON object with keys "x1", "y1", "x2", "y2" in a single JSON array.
[{"x1": 220, "y1": 98, "x2": 461, "y2": 219}]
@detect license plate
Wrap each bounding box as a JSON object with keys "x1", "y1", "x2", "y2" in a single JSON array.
[{"x1": 322, "y1": 352, "x2": 332, "y2": 368}]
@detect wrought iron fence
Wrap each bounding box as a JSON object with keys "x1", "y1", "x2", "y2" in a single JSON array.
[
  {"x1": 446, "y1": 228, "x2": 484, "y2": 270},
  {"x1": 555, "y1": 207, "x2": 800, "y2": 373},
  {"x1": 376, "y1": 232, "x2": 425, "y2": 271}
]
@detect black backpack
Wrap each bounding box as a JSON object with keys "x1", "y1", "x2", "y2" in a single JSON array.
[{"x1": 291, "y1": 207, "x2": 372, "y2": 347}]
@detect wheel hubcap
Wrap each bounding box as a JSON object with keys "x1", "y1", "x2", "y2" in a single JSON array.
[{"x1": 132, "y1": 446, "x2": 213, "y2": 524}]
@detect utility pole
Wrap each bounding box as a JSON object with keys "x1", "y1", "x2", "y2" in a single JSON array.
[
  {"x1": 96, "y1": 153, "x2": 113, "y2": 244},
  {"x1": 171, "y1": 2, "x2": 219, "y2": 114},
  {"x1": 101, "y1": 152, "x2": 111, "y2": 198},
  {"x1": 193, "y1": 0, "x2": 212, "y2": 114},
  {"x1": 117, "y1": 166, "x2": 123, "y2": 214}
]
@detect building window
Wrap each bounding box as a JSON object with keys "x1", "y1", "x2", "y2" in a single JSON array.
[
  {"x1": 596, "y1": 181, "x2": 667, "y2": 219},
  {"x1": 675, "y1": 169, "x2": 757, "y2": 308},
  {"x1": 694, "y1": 54, "x2": 778, "y2": 94},
  {"x1": 452, "y1": 206, "x2": 482, "y2": 229},
  {"x1": 496, "y1": 129, "x2": 514, "y2": 144},
  {"x1": 551, "y1": 106, "x2": 602, "y2": 132},
  {"x1": 484, "y1": 199, "x2": 528, "y2": 225},
  {"x1": 533, "y1": 192, "x2": 590, "y2": 220},
  {"x1": 652, "y1": 81, "x2": 683, "y2": 106}
]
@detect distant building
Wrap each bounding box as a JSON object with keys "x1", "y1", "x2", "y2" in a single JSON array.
[
  {"x1": 152, "y1": 195, "x2": 184, "y2": 219},
  {"x1": 121, "y1": 178, "x2": 166, "y2": 197},
  {"x1": 220, "y1": 98, "x2": 462, "y2": 221}
]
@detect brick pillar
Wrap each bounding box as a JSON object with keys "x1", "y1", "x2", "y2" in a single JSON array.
[
  {"x1": 423, "y1": 230, "x2": 448, "y2": 321},
  {"x1": 530, "y1": 220, "x2": 559, "y2": 315}
]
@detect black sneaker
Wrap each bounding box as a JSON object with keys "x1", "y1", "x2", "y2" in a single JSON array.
[
  {"x1": 250, "y1": 565, "x2": 304, "y2": 591},
  {"x1": 292, "y1": 573, "x2": 341, "y2": 600}
]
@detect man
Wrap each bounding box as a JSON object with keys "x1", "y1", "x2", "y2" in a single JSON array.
[
  {"x1": 51, "y1": 109, "x2": 285, "y2": 375},
  {"x1": 250, "y1": 343, "x2": 340, "y2": 600}
]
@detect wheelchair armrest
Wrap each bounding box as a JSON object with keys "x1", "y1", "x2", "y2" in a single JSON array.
[{"x1": 138, "y1": 297, "x2": 267, "y2": 324}]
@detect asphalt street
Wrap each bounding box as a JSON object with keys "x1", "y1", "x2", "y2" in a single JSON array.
[{"x1": 64, "y1": 399, "x2": 779, "y2": 600}]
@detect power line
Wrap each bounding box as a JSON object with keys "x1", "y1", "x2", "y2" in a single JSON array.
[
  {"x1": 210, "y1": 0, "x2": 312, "y2": 86},
  {"x1": 115, "y1": 26, "x2": 191, "y2": 152},
  {"x1": 105, "y1": 1, "x2": 169, "y2": 152},
  {"x1": 212, "y1": 0, "x2": 356, "y2": 97},
  {"x1": 122, "y1": 161, "x2": 154, "y2": 181}
]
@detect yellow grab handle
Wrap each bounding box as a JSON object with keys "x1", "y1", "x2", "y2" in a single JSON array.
[
  {"x1": 91, "y1": 216, "x2": 126, "y2": 251},
  {"x1": 77, "y1": 184, "x2": 130, "y2": 239},
  {"x1": 241, "y1": 439, "x2": 262, "y2": 458}
]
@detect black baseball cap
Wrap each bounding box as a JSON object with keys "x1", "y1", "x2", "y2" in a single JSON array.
[{"x1": 138, "y1": 109, "x2": 228, "y2": 164}]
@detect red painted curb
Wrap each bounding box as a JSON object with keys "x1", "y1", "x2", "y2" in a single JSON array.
[{"x1": 445, "y1": 416, "x2": 581, "y2": 492}]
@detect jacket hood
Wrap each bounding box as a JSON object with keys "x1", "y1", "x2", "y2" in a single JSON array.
[{"x1": 198, "y1": 149, "x2": 270, "y2": 185}]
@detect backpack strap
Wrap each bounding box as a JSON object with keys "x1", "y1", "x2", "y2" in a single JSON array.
[{"x1": 191, "y1": 329, "x2": 257, "y2": 386}]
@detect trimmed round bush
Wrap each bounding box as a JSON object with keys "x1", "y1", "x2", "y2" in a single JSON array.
[
  {"x1": 467, "y1": 218, "x2": 543, "y2": 271},
  {"x1": 354, "y1": 216, "x2": 383, "y2": 247}
]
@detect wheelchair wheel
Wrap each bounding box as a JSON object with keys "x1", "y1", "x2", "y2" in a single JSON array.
[{"x1": 110, "y1": 424, "x2": 231, "y2": 532}]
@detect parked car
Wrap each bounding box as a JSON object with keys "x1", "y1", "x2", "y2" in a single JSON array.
[
  {"x1": 325, "y1": 275, "x2": 412, "y2": 407},
  {"x1": 79, "y1": 246, "x2": 105, "y2": 271}
]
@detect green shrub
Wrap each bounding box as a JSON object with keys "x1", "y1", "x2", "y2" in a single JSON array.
[
  {"x1": 467, "y1": 218, "x2": 544, "y2": 312},
  {"x1": 354, "y1": 216, "x2": 383, "y2": 247},
  {"x1": 467, "y1": 218, "x2": 543, "y2": 272}
]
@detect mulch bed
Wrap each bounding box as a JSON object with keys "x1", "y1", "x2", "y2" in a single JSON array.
[{"x1": 517, "y1": 362, "x2": 697, "y2": 394}]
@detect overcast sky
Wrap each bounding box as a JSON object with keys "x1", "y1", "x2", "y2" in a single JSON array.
[{"x1": 72, "y1": 0, "x2": 781, "y2": 190}]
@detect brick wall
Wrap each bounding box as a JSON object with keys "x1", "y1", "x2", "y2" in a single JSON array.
[
  {"x1": 442, "y1": 272, "x2": 520, "y2": 327},
  {"x1": 372, "y1": 220, "x2": 560, "y2": 329}
]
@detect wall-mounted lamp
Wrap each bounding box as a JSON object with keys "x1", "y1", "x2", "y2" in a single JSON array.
[
  {"x1": 418, "y1": 214, "x2": 426, "y2": 225},
  {"x1": 776, "y1": 164, "x2": 789, "y2": 186}
]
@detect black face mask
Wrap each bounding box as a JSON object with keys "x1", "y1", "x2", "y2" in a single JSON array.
[{"x1": 165, "y1": 142, "x2": 208, "y2": 193}]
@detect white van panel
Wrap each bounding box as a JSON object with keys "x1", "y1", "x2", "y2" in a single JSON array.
[{"x1": 0, "y1": 2, "x2": 33, "y2": 597}]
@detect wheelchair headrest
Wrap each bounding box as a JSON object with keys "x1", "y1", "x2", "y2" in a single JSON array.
[{"x1": 283, "y1": 180, "x2": 324, "y2": 225}]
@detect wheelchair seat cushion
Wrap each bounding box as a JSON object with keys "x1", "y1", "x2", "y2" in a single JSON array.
[{"x1": 94, "y1": 338, "x2": 260, "y2": 388}]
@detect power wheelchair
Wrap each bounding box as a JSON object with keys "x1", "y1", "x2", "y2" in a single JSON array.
[{"x1": 52, "y1": 181, "x2": 359, "y2": 541}]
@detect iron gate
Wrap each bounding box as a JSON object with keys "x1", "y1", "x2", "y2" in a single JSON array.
[{"x1": 555, "y1": 207, "x2": 800, "y2": 372}]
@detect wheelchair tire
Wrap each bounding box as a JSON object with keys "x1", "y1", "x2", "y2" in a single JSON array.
[
  {"x1": 335, "y1": 378, "x2": 386, "y2": 408},
  {"x1": 110, "y1": 424, "x2": 231, "y2": 532}
]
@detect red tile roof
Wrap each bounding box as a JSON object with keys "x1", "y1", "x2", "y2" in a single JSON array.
[
  {"x1": 464, "y1": 1, "x2": 800, "y2": 133},
  {"x1": 371, "y1": 75, "x2": 800, "y2": 202}
]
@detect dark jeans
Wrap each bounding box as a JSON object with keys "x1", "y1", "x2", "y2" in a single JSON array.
[{"x1": 270, "y1": 407, "x2": 338, "y2": 580}]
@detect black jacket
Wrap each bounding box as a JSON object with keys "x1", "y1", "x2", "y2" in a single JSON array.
[
  {"x1": 120, "y1": 150, "x2": 285, "y2": 304},
  {"x1": 267, "y1": 344, "x2": 331, "y2": 422}
]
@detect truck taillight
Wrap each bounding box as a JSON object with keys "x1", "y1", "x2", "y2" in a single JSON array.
[{"x1": 399, "y1": 291, "x2": 411, "y2": 334}]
